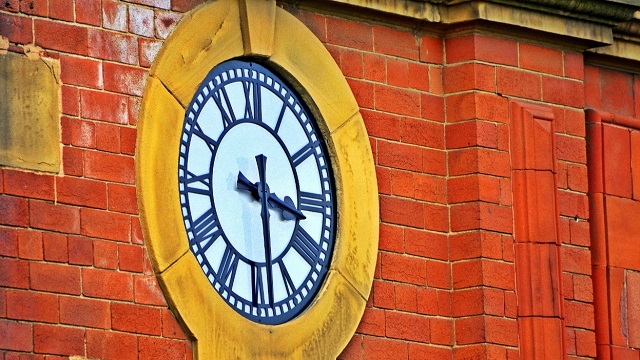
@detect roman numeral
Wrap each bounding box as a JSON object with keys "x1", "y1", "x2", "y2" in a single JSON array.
[
  {"x1": 251, "y1": 264, "x2": 265, "y2": 306},
  {"x1": 212, "y1": 86, "x2": 235, "y2": 128},
  {"x1": 291, "y1": 226, "x2": 321, "y2": 266},
  {"x1": 181, "y1": 171, "x2": 212, "y2": 197},
  {"x1": 243, "y1": 80, "x2": 261, "y2": 122},
  {"x1": 218, "y1": 246, "x2": 239, "y2": 288},
  {"x1": 278, "y1": 260, "x2": 295, "y2": 297},
  {"x1": 299, "y1": 191, "x2": 327, "y2": 213},
  {"x1": 192, "y1": 123, "x2": 217, "y2": 151},
  {"x1": 189, "y1": 208, "x2": 222, "y2": 253},
  {"x1": 291, "y1": 142, "x2": 316, "y2": 167},
  {"x1": 274, "y1": 101, "x2": 287, "y2": 133}
]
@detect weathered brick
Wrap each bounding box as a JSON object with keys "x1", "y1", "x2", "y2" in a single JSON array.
[
  {"x1": 103, "y1": 61, "x2": 147, "y2": 96},
  {"x1": 0, "y1": 12, "x2": 33, "y2": 44},
  {"x1": 134, "y1": 275, "x2": 167, "y2": 306},
  {"x1": 60, "y1": 55, "x2": 103, "y2": 88},
  {"x1": 93, "y1": 239, "x2": 118, "y2": 269},
  {"x1": 88, "y1": 28, "x2": 138, "y2": 65},
  {"x1": 80, "y1": 89, "x2": 129, "y2": 124},
  {"x1": 154, "y1": 10, "x2": 182, "y2": 39},
  {"x1": 103, "y1": 0, "x2": 128, "y2": 32},
  {"x1": 139, "y1": 38, "x2": 162, "y2": 68},
  {"x1": 129, "y1": 4, "x2": 154, "y2": 38}
]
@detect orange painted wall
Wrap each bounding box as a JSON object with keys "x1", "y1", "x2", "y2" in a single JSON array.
[{"x1": 1, "y1": 1, "x2": 639, "y2": 359}]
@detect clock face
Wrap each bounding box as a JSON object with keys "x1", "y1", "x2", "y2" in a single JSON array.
[{"x1": 178, "y1": 60, "x2": 336, "y2": 325}]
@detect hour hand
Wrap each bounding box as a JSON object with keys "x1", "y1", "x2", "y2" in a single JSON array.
[{"x1": 236, "y1": 171, "x2": 306, "y2": 220}]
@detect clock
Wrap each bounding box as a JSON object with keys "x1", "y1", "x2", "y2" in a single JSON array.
[
  {"x1": 178, "y1": 60, "x2": 335, "y2": 324},
  {"x1": 136, "y1": 0, "x2": 379, "y2": 358}
]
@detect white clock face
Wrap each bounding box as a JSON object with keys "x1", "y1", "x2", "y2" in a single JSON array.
[{"x1": 178, "y1": 60, "x2": 336, "y2": 324}]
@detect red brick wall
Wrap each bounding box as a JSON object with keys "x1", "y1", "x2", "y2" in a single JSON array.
[{"x1": 0, "y1": 1, "x2": 637, "y2": 359}]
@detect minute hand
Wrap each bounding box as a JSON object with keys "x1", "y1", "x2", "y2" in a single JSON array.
[{"x1": 237, "y1": 172, "x2": 306, "y2": 220}]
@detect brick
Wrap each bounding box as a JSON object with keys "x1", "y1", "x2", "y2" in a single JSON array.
[
  {"x1": 449, "y1": 148, "x2": 510, "y2": 177},
  {"x1": 30, "y1": 262, "x2": 81, "y2": 295},
  {"x1": 18, "y1": 229, "x2": 43, "y2": 260},
  {"x1": 451, "y1": 288, "x2": 484, "y2": 317},
  {"x1": 327, "y1": 17, "x2": 372, "y2": 51},
  {"x1": 43, "y1": 232, "x2": 68, "y2": 263},
  {"x1": 63, "y1": 146, "x2": 84, "y2": 177},
  {"x1": 542, "y1": 76, "x2": 584, "y2": 108},
  {"x1": 386, "y1": 311, "x2": 429, "y2": 342},
  {"x1": 414, "y1": 174, "x2": 446, "y2": 204},
  {"x1": 69, "y1": 118, "x2": 96, "y2": 148},
  {"x1": 85, "y1": 150, "x2": 135, "y2": 184},
  {"x1": 128, "y1": 5, "x2": 154, "y2": 38},
  {"x1": 373, "y1": 280, "x2": 395, "y2": 309},
  {"x1": 68, "y1": 236, "x2": 94, "y2": 266},
  {"x1": 632, "y1": 131, "x2": 640, "y2": 200},
  {"x1": 446, "y1": 34, "x2": 517, "y2": 66},
  {"x1": 486, "y1": 317, "x2": 518, "y2": 346},
  {"x1": 423, "y1": 202, "x2": 449, "y2": 232},
  {"x1": 0, "y1": 257, "x2": 29, "y2": 289},
  {"x1": 390, "y1": 169, "x2": 413, "y2": 198},
  {"x1": 347, "y1": 78, "x2": 374, "y2": 109},
  {"x1": 134, "y1": 274, "x2": 167, "y2": 306},
  {"x1": 112, "y1": 302, "x2": 162, "y2": 335},
  {"x1": 564, "y1": 300, "x2": 595, "y2": 330},
  {"x1": 455, "y1": 316, "x2": 485, "y2": 344},
  {"x1": 88, "y1": 29, "x2": 138, "y2": 65},
  {"x1": 132, "y1": 217, "x2": 144, "y2": 245},
  {"x1": 80, "y1": 89, "x2": 129, "y2": 124},
  {"x1": 421, "y1": 93, "x2": 445, "y2": 122},
  {"x1": 83, "y1": 267, "x2": 133, "y2": 301},
  {"x1": 57, "y1": 176, "x2": 107, "y2": 210},
  {"x1": 34, "y1": 324, "x2": 84, "y2": 356},
  {"x1": 162, "y1": 308, "x2": 188, "y2": 339},
  {"x1": 363, "y1": 53, "x2": 386, "y2": 83},
  {"x1": 119, "y1": 243, "x2": 144, "y2": 272},
  {"x1": 584, "y1": 66, "x2": 602, "y2": 109},
  {"x1": 363, "y1": 336, "x2": 408, "y2": 360},
  {"x1": 34, "y1": 19, "x2": 88, "y2": 55},
  {"x1": 93, "y1": 239, "x2": 118, "y2": 269},
  {"x1": 395, "y1": 284, "x2": 417, "y2": 312},
  {"x1": 361, "y1": 109, "x2": 400, "y2": 141},
  {"x1": 380, "y1": 195, "x2": 423, "y2": 228},
  {"x1": 564, "y1": 52, "x2": 584, "y2": 80},
  {"x1": 389, "y1": 59, "x2": 409, "y2": 87},
  {"x1": 497, "y1": 67, "x2": 542, "y2": 100},
  {"x1": 0, "y1": 195, "x2": 28, "y2": 227},
  {"x1": 30, "y1": 200, "x2": 81, "y2": 234},
  {"x1": 378, "y1": 141, "x2": 422, "y2": 172},
  {"x1": 381, "y1": 252, "x2": 427, "y2": 285},
  {"x1": 446, "y1": 120, "x2": 499, "y2": 150},
  {"x1": 601, "y1": 68, "x2": 634, "y2": 117},
  {"x1": 426, "y1": 259, "x2": 451, "y2": 289},
  {"x1": 443, "y1": 63, "x2": 495, "y2": 93},
  {"x1": 405, "y1": 228, "x2": 447, "y2": 261},
  {"x1": 76, "y1": 0, "x2": 101, "y2": 25},
  {"x1": 603, "y1": 125, "x2": 632, "y2": 197},
  {"x1": 154, "y1": 10, "x2": 182, "y2": 39},
  {"x1": 449, "y1": 202, "x2": 513, "y2": 234},
  {"x1": 120, "y1": 127, "x2": 137, "y2": 155},
  {"x1": 567, "y1": 163, "x2": 588, "y2": 192},
  {"x1": 103, "y1": 61, "x2": 147, "y2": 97},
  {"x1": 0, "y1": 13, "x2": 33, "y2": 44},
  {"x1": 86, "y1": 329, "x2": 138, "y2": 360},
  {"x1": 59, "y1": 296, "x2": 110, "y2": 329},
  {"x1": 409, "y1": 343, "x2": 451, "y2": 360},
  {"x1": 575, "y1": 329, "x2": 597, "y2": 357},
  {"x1": 448, "y1": 175, "x2": 500, "y2": 205},
  {"x1": 60, "y1": 55, "x2": 103, "y2": 88},
  {"x1": 139, "y1": 38, "x2": 162, "y2": 68},
  {"x1": 340, "y1": 48, "x2": 363, "y2": 79},
  {"x1": 95, "y1": 122, "x2": 121, "y2": 153},
  {"x1": 400, "y1": 118, "x2": 444, "y2": 149},
  {"x1": 0, "y1": 319, "x2": 33, "y2": 352},
  {"x1": 373, "y1": 26, "x2": 418, "y2": 60},
  {"x1": 81, "y1": 208, "x2": 131, "y2": 242},
  {"x1": 0, "y1": 227, "x2": 18, "y2": 257},
  {"x1": 3, "y1": 169, "x2": 54, "y2": 200},
  {"x1": 422, "y1": 148, "x2": 447, "y2": 176},
  {"x1": 520, "y1": 43, "x2": 563, "y2": 76},
  {"x1": 445, "y1": 92, "x2": 509, "y2": 123},
  {"x1": 17, "y1": 0, "x2": 46, "y2": 15},
  {"x1": 61, "y1": 85, "x2": 80, "y2": 116},
  {"x1": 7, "y1": 289, "x2": 58, "y2": 324},
  {"x1": 139, "y1": 336, "x2": 187, "y2": 360},
  {"x1": 627, "y1": 271, "x2": 640, "y2": 348},
  {"x1": 557, "y1": 190, "x2": 589, "y2": 220},
  {"x1": 420, "y1": 35, "x2": 443, "y2": 64},
  {"x1": 49, "y1": 0, "x2": 74, "y2": 21},
  {"x1": 103, "y1": 0, "x2": 128, "y2": 32},
  {"x1": 356, "y1": 307, "x2": 385, "y2": 336},
  {"x1": 606, "y1": 196, "x2": 640, "y2": 271},
  {"x1": 338, "y1": 335, "x2": 363, "y2": 360},
  {"x1": 555, "y1": 134, "x2": 587, "y2": 164},
  {"x1": 407, "y1": 62, "x2": 430, "y2": 92},
  {"x1": 375, "y1": 85, "x2": 421, "y2": 117}
]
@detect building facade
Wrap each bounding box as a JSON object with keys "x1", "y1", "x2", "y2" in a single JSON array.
[{"x1": 1, "y1": 0, "x2": 640, "y2": 358}]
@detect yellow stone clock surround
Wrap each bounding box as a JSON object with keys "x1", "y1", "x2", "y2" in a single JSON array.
[{"x1": 136, "y1": 0, "x2": 379, "y2": 358}]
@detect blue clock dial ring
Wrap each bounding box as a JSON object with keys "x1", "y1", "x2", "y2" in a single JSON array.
[{"x1": 178, "y1": 60, "x2": 336, "y2": 324}]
